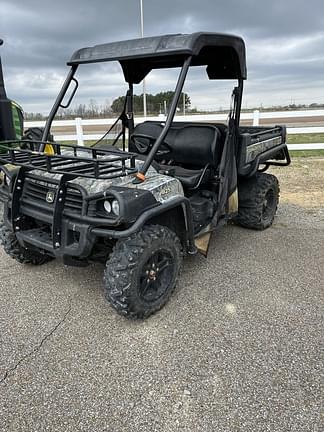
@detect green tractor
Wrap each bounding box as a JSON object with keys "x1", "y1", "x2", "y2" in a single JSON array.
[
  {"x1": 0, "y1": 38, "x2": 52, "y2": 208},
  {"x1": 0, "y1": 39, "x2": 24, "y2": 147},
  {"x1": 0, "y1": 38, "x2": 24, "y2": 202},
  {"x1": 0, "y1": 39, "x2": 49, "y2": 153}
]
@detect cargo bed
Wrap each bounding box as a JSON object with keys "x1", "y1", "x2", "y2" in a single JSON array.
[{"x1": 237, "y1": 125, "x2": 290, "y2": 176}]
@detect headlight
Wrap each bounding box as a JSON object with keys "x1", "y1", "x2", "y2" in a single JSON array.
[
  {"x1": 103, "y1": 199, "x2": 120, "y2": 216},
  {"x1": 103, "y1": 200, "x2": 112, "y2": 213},
  {"x1": 111, "y1": 199, "x2": 120, "y2": 216}
]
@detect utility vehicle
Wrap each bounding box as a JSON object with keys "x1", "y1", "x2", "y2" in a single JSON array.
[{"x1": 0, "y1": 33, "x2": 290, "y2": 318}]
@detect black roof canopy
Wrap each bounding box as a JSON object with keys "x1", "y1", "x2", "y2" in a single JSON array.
[{"x1": 68, "y1": 32, "x2": 247, "y2": 83}]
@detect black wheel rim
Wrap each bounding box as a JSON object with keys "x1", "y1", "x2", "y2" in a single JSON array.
[
  {"x1": 262, "y1": 189, "x2": 276, "y2": 221},
  {"x1": 139, "y1": 249, "x2": 175, "y2": 303}
]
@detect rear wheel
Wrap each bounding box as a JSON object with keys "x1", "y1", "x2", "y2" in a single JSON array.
[
  {"x1": 104, "y1": 225, "x2": 182, "y2": 319},
  {"x1": 234, "y1": 172, "x2": 279, "y2": 230},
  {"x1": 0, "y1": 223, "x2": 52, "y2": 265}
]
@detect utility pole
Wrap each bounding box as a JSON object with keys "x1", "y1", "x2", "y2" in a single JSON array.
[{"x1": 139, "y1": 0, "x2": 147, "y2": 118}]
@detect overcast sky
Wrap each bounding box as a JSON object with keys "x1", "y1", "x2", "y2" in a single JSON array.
[{"x1": 1, "y1": 0, "x2": 324, "y2": 114}]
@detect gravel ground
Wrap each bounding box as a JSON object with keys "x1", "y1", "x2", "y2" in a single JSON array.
[{"x1": 0, "y1": 159, "x2": 323, "y2": 431}]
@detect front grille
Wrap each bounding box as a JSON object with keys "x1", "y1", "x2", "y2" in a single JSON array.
[{"x1": 22, "y1": 177, "x2": 83, "y2": 214}]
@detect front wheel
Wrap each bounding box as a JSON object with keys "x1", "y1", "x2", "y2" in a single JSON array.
[
  {"x1": 0, "y1": 223, "x2": 53, "y2": 265},
  {"x1": 234, "y1": 172, "x2": 280, "y2": 230},
  {"x1": 104, "y1": 225, "x2": 182, "y2": 319}
]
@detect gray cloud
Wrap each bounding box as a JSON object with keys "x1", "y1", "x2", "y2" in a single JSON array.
[{"x1": 1, "y1": 0, "x2": 323, "y2": 113}]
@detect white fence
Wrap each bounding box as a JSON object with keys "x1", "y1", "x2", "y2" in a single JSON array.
[{"x1": 25, "y1": 109, "x2": 324, "y2": 151}]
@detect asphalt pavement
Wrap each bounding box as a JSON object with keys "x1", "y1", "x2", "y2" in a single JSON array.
[{"x1": 0, "y1": 202, "x2": 323, "y2": 432}]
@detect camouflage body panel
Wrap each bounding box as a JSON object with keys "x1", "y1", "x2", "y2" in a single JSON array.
[
  {"x1": 32, "y1": 156, "x2": 184, "y2": 203},
  {"x1": 245, "y1": 136, "x2": 282, "y2": 163}
]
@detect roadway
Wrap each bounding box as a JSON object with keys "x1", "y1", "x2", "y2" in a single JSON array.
[{"x1": 0, "y1": 161, "x2": 323, "y2": 431}]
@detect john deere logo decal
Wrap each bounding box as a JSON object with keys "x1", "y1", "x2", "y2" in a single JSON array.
[{"x1": 46, "y1": 191, "x2": 56, "y2": 203}]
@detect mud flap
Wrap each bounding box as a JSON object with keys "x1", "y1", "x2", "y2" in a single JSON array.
[
  {"x1": 228, "y1": 187, "x2": 238, "y2": 214},
  {"x1": 194, "y1": 231, "x2": 212, "y2": 257}
]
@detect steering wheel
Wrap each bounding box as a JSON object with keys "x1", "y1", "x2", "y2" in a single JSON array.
[{"x1": 132, "y1": 133, "x2": 172, "y2": 156}]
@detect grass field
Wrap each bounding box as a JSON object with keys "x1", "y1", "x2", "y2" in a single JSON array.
[
  {"x1": 289, "y1": 150, "x2": 324, "y2": 157},
  {"x1": 287, "y1": 133, "x2": 324, "y2": 144},
  {"x1": 287, "y1": 133, "x2": 324, "y2": 157}
]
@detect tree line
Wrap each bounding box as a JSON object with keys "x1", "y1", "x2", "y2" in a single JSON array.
[
  {"x1": 24, "y1": 96, "x2": 324, "y2": 120},
  {"x1": 111, "y1": 91, "x2": 191, "y2": 114},
  {"x1": 24, "y1": 92, "x2": 191, "y2": 120}
]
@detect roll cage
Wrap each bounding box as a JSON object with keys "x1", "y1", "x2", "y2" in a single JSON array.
[{"x1": 41, "y1": 32, "x2": 246, "y2": 180}]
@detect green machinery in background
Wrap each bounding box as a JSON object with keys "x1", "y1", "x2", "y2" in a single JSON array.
[{"x1": 0, "y1": 39, "x2": 24, "y2": 147}]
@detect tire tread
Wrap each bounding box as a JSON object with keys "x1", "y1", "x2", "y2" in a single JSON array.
[
  {"x1": 234, "y1": 172, "x2": 280, "y2": 230},
  {"x1": 104, "y1": 224, "x2": 182, "y2": 319},
  {"x1": 0, "y1": 223, "x2": 52, "y2": 265}
]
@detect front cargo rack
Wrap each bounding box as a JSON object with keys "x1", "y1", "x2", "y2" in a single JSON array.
[{"x1": 0, "y1": 141, "x2": 138, "y2": 179}]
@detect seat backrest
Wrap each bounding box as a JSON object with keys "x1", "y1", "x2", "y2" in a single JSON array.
[{"x1": 130, "y1": 121, "x2": 223, "y2": 168}]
